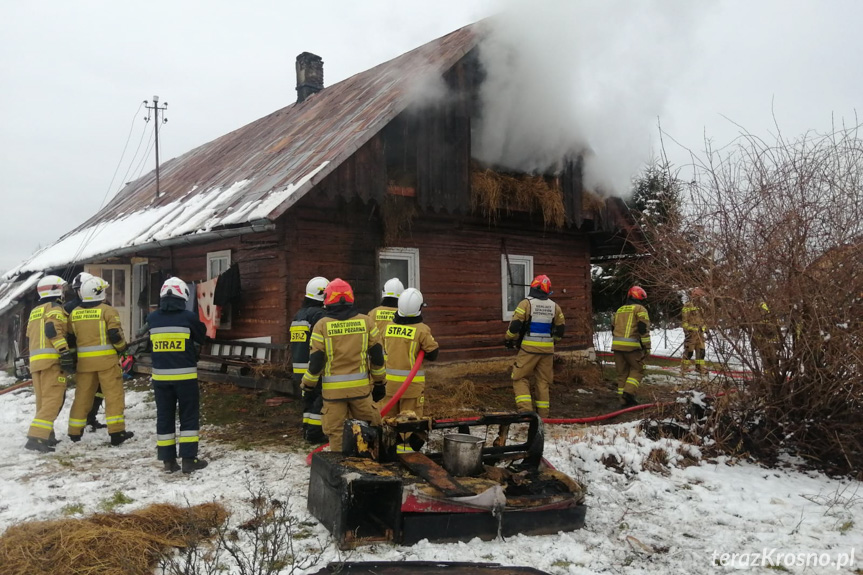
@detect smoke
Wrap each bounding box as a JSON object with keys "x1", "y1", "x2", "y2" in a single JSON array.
[{"x1": 474, "y1": 0, "x2": 706, "y2": 194}]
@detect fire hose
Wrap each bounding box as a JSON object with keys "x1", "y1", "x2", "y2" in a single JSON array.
[
  {"x1": 305, "y1": 350, "x2": 426, "y2": 465},
  {"x1": 0, "y1": 379, "x2": 34, "y2": 396},
  {"x1": 430, "y1": 389, "x2": 738, "y2": 426}
]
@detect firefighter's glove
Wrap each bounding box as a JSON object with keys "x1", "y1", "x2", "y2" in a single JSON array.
[
  {"x1": 302, "y1": 385, "x2": 315, "y2": 399},
  {"x1": 372, "y1": 383, "x2": 386, "y2": 402},
  {"x1": 59, "y1": 351, "x2": 76, "y2": 374},
  {"x1": 504, "y1": 339, "x2": 516, "y2": 350}
]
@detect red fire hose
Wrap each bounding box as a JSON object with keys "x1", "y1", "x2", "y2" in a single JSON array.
[
  {"x1": 305, "y1": 350, "x2": 426, "y2": 465},
  {"x1": 0, "y1": 380, "x2": 33, "y2": 396}
]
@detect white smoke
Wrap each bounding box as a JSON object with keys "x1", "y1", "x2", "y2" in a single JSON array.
[{"x1": 474, "y1": 0, "x2": 707, "y2": 194}]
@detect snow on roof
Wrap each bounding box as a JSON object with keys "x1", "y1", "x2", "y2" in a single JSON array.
[
  {"x1": 4, "y1": 24, "x2": 479, "y2": 282},
  {"x1": 3, "y1": 162, "x2": 329, "y2": 280},
  {"x1": 0, "y1": 273, "x2": 42, "y2": 317}
]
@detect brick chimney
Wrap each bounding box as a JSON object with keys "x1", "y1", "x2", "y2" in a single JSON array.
[{"x1": 296, "y1": 52, "x2": 324, "y2": 103}]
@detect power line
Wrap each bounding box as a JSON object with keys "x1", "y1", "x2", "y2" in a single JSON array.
[{"x1": 63, "y1": 102, "x2": 145, "y2": 279}]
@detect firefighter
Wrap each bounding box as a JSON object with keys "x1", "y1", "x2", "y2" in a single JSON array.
[
  {"x1": 66, "y1": 276, "x2": 134, "y2": 446},
  {"x1": 381, "y1": 288, "x2": 439, "y2": 452},
  {"x1": 612, "y1": 286, "x2": 652, "y2": 406},
  {"x1": 503, "y1": 274, "x2": 565, "y2": 417},
  {"x1": 24, "y1": 276, "x2": 73, "y2": 453},
  {"x1": 302, "y1": 278, "x2": 385, "y2": 453},
  {"x1": 64, "y1": 272, "x2": 106, "y2": 432},
  {"x1": 681, "y1": 287, "x2": 708, "y2": 377},
  {"x1": 368, "y1": 277, "x2": 404, "y2": 336},
  {"x1": 146, "y1": 277, "x2": 208, "y2": 473},
  {"x1": 290, "y1": 276, "x2": 329, "y2": 444}
]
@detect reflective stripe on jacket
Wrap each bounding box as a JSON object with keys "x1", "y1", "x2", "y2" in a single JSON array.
[
  {"x1": 290, "y1": 303, "x2": 325, "y2": 375},
  {"x1": 682, "y1": 305, "x2": 706, "y2": 332},
  {"x1": 506, "y1": 297, "x2": 565, "y2": 354},
  {"x1": 611, "y1": 304, "x2": 651, "y2": 352},
  {"x1": 70, "y1": 304, "x2": 126, "y2": 372},
  {"x1": 27, "y1": 301, "x2": 70, "y2": 372},
  {"x1": 384, "y1": 321, "x2": 438, "y2": 398},
  {"x1": 303, "y1": 313, "x2": 383, "y2": 400},
  {"x1": 147, "y1": 309, "x2": 206, "y2": 382}
]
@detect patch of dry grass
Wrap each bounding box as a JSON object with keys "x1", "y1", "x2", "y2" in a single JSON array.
[{"x1": 0, "y1": 502, "x2": 227, "y2": 575}]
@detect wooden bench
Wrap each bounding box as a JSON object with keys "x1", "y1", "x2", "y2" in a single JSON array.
[{"x1": 197, "y1": 339, "x2": 296, "y2": 395}]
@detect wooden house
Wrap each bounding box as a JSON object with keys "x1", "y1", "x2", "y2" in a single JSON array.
[{"x1": 0, "y1": 23, "x2": 641, "y2": 382}]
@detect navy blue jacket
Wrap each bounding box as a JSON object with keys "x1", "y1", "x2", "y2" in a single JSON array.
[{"x1": 147, "y1": 297, "x2": 206, "y2": 382}]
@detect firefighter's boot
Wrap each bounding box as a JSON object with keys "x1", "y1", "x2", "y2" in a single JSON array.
[
  {"x1": 86, "y1": 396, "x2": 107, "y2": 431},
  {"x1": 110, "y1": 430, "x2": 135, "y2": 446},
  {"x1": 47, "y1": 431, "x2": 60, "y2": 447},
  {"x1": 163, "y1": 459, "x2": 181, "y2": 473},
  {"x1": 182, "y1": 457, "x2": 208, "y2": 474},
  {"x1": 24, "y1": 437, "x2": 55, "y2": 453},
  {"x1": 622, "y1": 392, "x2": 639, "y2": 407},
  {"x1": 305, "y1": 427, "x2": 328, "y2": 444}
]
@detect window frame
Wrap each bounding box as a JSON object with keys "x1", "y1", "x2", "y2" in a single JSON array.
[
  {"x1": 206, "y1": 249, "x2": 232, "y2": 330},
  {"x1": 377, "y1": 247, "x2": 420, "y2": 293},
  {"x1": 501, "y1": 254, "x2": 533, "y2": 321}
]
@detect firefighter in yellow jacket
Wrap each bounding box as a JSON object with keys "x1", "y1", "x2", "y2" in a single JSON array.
[
  {"x1": 681, "y1": 287, "x2": 708, "y2": 376},
  {"x1": 24, "y1": 276, "x2": 73, "y2": 453},
  {"x1": 303, "y1": 278, "x2": 386, "y2": 453},
  {"x1": 368, "y1": 277, "x2": 403, "y2": 337},
  {"x1": 66, "y1": 276, "x2": 134, "y2": 446},
  {"x1": 612, "y1": 286, "x2": 651, "y2": 406},
  {"x1": 381, "y1": 288, "x2": 439, "y2": 452},
  {"x1": 504, "y1": 274, "x2": 565, "y2": 418}
]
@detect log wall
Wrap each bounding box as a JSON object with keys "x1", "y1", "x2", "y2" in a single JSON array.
[
  {"x1": 280, "y1": 194, "x2": 593, "y2": 361},
  {"x1": 140, "y1": 229, "x2": 290, "y2": 344}
]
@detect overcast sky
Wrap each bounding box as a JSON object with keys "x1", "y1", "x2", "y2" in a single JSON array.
[{"x1": 1, "y1": 0, "x2": 861, "y2": 274}]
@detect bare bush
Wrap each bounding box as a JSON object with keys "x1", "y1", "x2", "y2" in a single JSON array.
[
  {"x1": 635, "y1": 124, "x2": 863, "y2": 476},
  {"x1": 158, "y1": 478, "x2": 330, "y2": 575}
]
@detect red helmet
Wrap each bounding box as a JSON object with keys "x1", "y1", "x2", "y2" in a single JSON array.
[
  {"x1": 628, "y1": 286, "x2": 647, "y2": 300},
  {"x1": 324, "y1": 278, "x2": 355, "y2": 306},
  {"x1": 691, "y1": 287, "x2": 707, "y2": 299},
  {"x1": 530, "y1": 274, "x2": 552, "y2": 294}
]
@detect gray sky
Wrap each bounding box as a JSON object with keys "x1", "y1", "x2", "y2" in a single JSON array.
[{"x1": 2, "y1": 0, "x2": 861, "y2": 274}]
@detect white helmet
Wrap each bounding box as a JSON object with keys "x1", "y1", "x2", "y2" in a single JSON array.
[
  {"x1": 71, "y1": 271, "x2": 94, "y2": 293},
  {"x1": 397, "y1": 288, "x2": 424, "y2": 318},
  {"x1": 36, "y1": 275, "x2": 67, "y2": 299},
  {"x1": 160, "y1": 277, "x2": 190, "y2": 301},
  {"x1": 382, "y1": 277, "x2": 405, "y2": 299},
  {"x1": 305, "y1": 276, "x2": 329, "y2": 301},
  {"x1": 80, "y1": 276, "x2": 109, "y2": 302}
]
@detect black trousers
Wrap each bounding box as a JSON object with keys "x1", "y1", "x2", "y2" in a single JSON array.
[
  {"x1": 154, "y1": 379, "x2": 200, "y2": 460},
  {"x1": 296, "y1": 375, "x2": 326, "y2": 441}
]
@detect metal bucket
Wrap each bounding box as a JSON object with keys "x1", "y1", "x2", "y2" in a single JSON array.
[{"x1": 442, "y1": 433, "x2": 485, "y2": 477}]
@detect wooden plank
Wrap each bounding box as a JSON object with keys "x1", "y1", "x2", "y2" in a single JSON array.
[{"x1": 397, "y1": 451, "x2": 475, "y2": 498}]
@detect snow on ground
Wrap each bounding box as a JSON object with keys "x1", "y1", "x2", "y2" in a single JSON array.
[
  {"x1": 595, "y1": 327, "x2": 727, "y2": 363},
  {"x1": 1, "y1": 363, "x2": 860, "y2": 574}
]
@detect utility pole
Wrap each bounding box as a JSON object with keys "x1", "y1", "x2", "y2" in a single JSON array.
[{"x1": 144, "y1": 95, "x2": 168, "y2": 199}]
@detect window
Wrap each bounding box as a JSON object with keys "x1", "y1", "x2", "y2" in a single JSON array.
[
  {"x1": 207, "y1": 250, "x2": 231, "y2": 330},
  {"x1": 501, "y1": 254, "x2": 533, "y2": 321},
  {"x1": 378, "y1": 248, "x2": 420, "y2": 293},
  {"x1": 207, "y1": 250, "x2": 231, "y2": 279}
]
